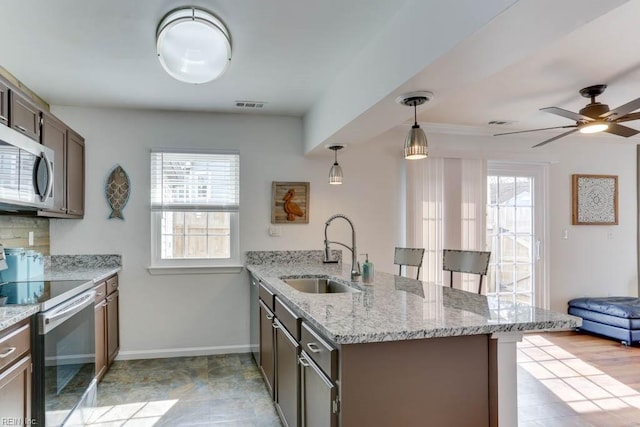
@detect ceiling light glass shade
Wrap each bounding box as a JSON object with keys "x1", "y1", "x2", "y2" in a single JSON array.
[
  {"x1": 404, "y1": 125, "x2": 428, "y2": 159},
  {"x1": 157, "y1": 7, "x2": 231, "y2": 84},
  {"x1": 579, "y1": 122, "x2": 609, "y2": 134},
  {"x1": 329, "y1": 162, "x2": 343, "y2": 185}
]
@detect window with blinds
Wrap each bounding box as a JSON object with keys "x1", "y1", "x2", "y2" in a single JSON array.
[{"x1": 150, "y1": 151, "x2": 240, "y2": 265}]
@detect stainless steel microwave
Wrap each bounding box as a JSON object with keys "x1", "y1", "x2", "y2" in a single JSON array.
[{"x1": 0, "y1": 124, "x2": 54, "y2": 210}]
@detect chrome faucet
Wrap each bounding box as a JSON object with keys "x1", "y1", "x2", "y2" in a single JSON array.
[{"x1": 323, "y1": 214, "x2": 361, "y2": 281}]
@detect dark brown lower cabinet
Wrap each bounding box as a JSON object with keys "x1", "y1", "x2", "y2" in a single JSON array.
[
  {"x1": 106, "y1": 289, "x2": 119, "y2": 365},
  {"x1": 0, "y1": 355, "x2": 31, "y2": 420},
  {"x1": 274, "y1": 319, "x2": 300, "y2": 427},
  {"x1": 299, "y1": 351, "x2": 337, "y2": 427},
  {"x1": 94, "y1": 298, "x2": 107, "y2": 381},
  {"x1": 259, "y1": 300, "x2": 275, "y2": 397}
]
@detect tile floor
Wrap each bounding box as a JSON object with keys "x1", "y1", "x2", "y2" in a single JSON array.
[
  {"x1": 87, "y1": 353, "x2": 282, "y2": 426},
  {"x1": 85, "y1": 335, "x2": 640, "y2": 426}
]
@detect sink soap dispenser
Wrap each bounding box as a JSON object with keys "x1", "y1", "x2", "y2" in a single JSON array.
[{"x1": 361, "y1": 254, "x2": 374, "y2": 283}]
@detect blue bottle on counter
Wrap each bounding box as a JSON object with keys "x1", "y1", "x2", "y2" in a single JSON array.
[
  {"x1": 26, "y1": 250, "x2": 44, "y2": 280},
  {"x1": 361, "y1": 253, "x2": 374, "y2": 283},
  {"x1": 0, "y1": 248, "x2": 27, "y2": 282}
]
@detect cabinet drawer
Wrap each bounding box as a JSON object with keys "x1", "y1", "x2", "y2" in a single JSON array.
[
  {"x1": 93, "y1": 282, "x2": 107, "y2": 302},
  {"x1": 106, "y1": 275, "x2": 118, "y2": 295},
  {"x1": 301, "y1": 322, "x2": 337, "y2": 381},
  {"x1": 0, "y1": 322, "x2": 30, "y2": 373},
  {"x1": 259, "y1": 283, "x2": 275, "y2": 311},
  {"x1": 275, "y1": 296, "x2": 301, "y2": 341}
]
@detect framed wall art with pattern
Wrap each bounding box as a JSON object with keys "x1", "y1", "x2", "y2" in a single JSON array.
[{"x1": 572, "y1": 174, "x2": 618, "y2": 225}]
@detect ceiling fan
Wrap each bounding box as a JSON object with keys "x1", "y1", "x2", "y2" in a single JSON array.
[{"x1": 494, "y1": 84, "x2": 640, "y2": 147}]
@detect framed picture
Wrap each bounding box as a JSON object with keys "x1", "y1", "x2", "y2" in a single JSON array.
[
  {"x1": 572, "y1": 174, "x2": 618, "y2": 225},
  {"x1": 271, "y1": 182, "x2": 310, "y2": 224}
]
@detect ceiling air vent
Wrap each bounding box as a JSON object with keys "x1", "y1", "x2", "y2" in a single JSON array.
[
  {"x1": 488, "y1": 120, "x2": 515, "y2": 125},
  {"x1": 235, "y1": 101, "x2": 266, "y2": 109}
]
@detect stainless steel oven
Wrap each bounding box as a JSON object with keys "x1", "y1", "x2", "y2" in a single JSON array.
[{"x1": 32, "y1": 288, "x2": 96, "y2": 427}]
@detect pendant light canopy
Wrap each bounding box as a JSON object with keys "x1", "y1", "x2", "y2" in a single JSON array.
[
  {"x1": 327, "y1": 144, "x2": 345, "y2": 185},
  {"x1": 397, "y1": 91, "x2": 433, "y2": 160},
  {"x1": 156, "y1": 7, "x2": 232, "y2": 84}
]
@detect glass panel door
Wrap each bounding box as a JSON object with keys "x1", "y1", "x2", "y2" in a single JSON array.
[{"x1": 486, "y1": 163, "x2": 547, "y2": 308}]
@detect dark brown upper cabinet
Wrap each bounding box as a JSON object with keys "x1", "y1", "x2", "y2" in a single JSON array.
[
  {"x1": 0, "y1": 80, "x2": 8, "y2": 126},
  {"x1": 9, "y1": 90, "x2": 41, "y2": 141},
  {"x1": 66, "y1": 128, "x2": 85, "y2": 217},
  {"x1": 41, "y1": 113, "x2": 67, "y2": 214},
  {"x1": 39, "y1": 116, "x2": 85, "y2": 219}
]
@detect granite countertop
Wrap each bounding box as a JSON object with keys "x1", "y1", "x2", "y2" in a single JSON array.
[
  {"x1": 0, "y1": 305, "x2": 40, "y2": 331},
  {"x1": 41, "y1": 266, "x2": 121, "y2": 283},
  {"x1": 247, "y1": 263, "x2": 581, "y2": 345}
]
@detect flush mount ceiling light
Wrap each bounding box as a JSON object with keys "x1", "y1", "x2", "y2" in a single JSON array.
[
  {"x1": 326, "y1": 144, "x2": 345, "y2": 185},
  {"x1": 156, "y1": 7, "x2": 232, "y2": 84},
  {"x1": 396, "y1": 91, "x2": 433, "y2": 160}
]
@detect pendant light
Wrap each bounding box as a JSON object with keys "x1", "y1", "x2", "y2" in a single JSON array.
[
  {"x1": 156, "y1": 7, "x2": 232, "y2": 84},
  {"x1": 327, "y1": 144, "x2": 345, "y2": 185},
  {"x1": 397, "y1": 91, "x2": 433, "y2": 160}
]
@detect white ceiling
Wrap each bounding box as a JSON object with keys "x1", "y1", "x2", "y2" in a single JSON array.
[{"x1": 1, "y1": 0, "x2": 639, "y2": 150}]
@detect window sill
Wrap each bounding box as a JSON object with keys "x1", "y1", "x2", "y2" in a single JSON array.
[{"x1": 147, "y1": 265, "x2": 244, "y2": 275}]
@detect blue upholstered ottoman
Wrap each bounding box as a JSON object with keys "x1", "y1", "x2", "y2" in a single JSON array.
[{"x1": 568, "y1": 297, "x2": 640, "y2": 345}]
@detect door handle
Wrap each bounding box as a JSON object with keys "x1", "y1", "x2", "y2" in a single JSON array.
[
  {"x1": 306, "y1": 343, "x2": 322, "y2": 353},
  {"x1": 0, "y1": 347, "x2": 16, "y2": 358},
  {"x1": 298, "y1": 354, "x2": 310, "y2": 367},
  {"x1": 15, "y1": 125, "x2": 27, "y2": 132}
]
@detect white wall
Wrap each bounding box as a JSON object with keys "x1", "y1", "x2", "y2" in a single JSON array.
[
  {"x1": 422, "y1": 131, "x2": 638, "y2": 312},
  {"x1": 49, "y1": 106, "x2": 403, "y2": 358}
]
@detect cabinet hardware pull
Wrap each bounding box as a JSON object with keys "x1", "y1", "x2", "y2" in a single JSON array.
[
  {"x1": 298, "y1": 355, "x2": 310, "y2": 367},
  {"x1": 306, "y1": 343, "x2": 322, "y2": 353},
  {"x1": 95, "y1": 292, "x2": 104, "y2": 297},
  {"x1": 0, "y1": 347, "x2": 17, "y2": 358},
  {"x1": 272, "y1": 323, "x2": 280, "y2": 329},
  {"x1": 266, "y1": 314, "x2": 274, "y2": 320},
  {"x1": 15, "y1": 125, "x2": 27, "y2": 132},
  {"x1": 106, "y1": 296, "x2": 114, "y2": 302},
  {"x1": 0, "y1": 115, "x2": 7, "y2": 121}
]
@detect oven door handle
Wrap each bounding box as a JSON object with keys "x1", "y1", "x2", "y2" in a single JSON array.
[{"x1": 39, "y1": 290, "x2": 96, "y2": 334}]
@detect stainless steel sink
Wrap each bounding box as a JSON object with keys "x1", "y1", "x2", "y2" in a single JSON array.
[{"x1": 281, "y1": 277, "x2": 359, "y2": 294}]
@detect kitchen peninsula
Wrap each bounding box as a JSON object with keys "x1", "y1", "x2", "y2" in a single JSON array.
[{"x1": 247, "y1": 251, "x2": 580, "y2": 427}]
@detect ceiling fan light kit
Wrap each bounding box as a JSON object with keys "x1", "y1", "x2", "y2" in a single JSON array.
[
  {"x1": 494, "y1": 84, "x2": 640, "y2": 147},
  {"x1": 156, "y1": 7, "x2": 232, "y2": 84},
  {"x1": 396, "y1": 91, "x2": 433, "y2": 160}
]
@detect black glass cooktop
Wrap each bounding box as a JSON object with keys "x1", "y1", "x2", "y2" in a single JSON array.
[{"x1": 0, "y1": 280, "x2": 94, "y2": 311}]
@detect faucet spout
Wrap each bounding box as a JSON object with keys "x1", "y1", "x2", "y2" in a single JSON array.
[{"x1": 323, "y1": 214, "x2": 361, "y2": 281}]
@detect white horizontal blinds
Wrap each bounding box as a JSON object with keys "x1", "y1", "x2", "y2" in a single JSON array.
[{"x1": 151, "y1": 151, "x2": 239, "y2": 212}]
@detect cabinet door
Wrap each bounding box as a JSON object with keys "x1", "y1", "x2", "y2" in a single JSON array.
[
  {"x1": 66, "y1": 128, "x2": 85, "y2": 217},
  {"x1": 0, "y1": 80, "x2": 8, "y2": 126},
  {"x1": 106, "y1": 290, "x2": 119, "y2": 365},
  {"x1": 0, "y1": 355, "x2": 31, "y2": 420},
  {"x1": 9, "y1": 91, "x2": 40, "y2": 141},
  {"x1": 250, "y1": 275, "x2": 260, "y2": 365},
  {"x1": 259, "y1": 300, "x2": 275, "y2": 398},
  {"x1": 95, "y1": 301, "x2": 107, "y2": 381},
  {"x1": 275, "y1": 319, "x2": 300, "y2": 427},
  {"x1": 41, "y1": 113, "x2": 67, "y2": 213},
  {"x1": 299, "y1": 351, "x2": 337, "y2": 427}
]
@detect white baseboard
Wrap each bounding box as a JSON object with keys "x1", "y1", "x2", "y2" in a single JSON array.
[{"x1": 116, "y1": 344, "x2": 251, "y2": 360}]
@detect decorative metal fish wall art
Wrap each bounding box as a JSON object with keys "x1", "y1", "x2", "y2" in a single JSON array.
[{"x1": 105, "y1": 164, "x2": 130, "y2": 220}]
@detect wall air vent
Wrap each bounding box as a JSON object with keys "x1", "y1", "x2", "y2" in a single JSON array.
[{"x1": 235, "y1": 101, "x2": 266, "y2": 109}]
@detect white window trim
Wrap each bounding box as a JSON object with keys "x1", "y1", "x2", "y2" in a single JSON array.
[{"x1": 148, "y1": 149, "x2": 241, "y2": 274}]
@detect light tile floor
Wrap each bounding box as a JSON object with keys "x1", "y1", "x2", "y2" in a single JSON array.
[{"x1": 89, "y1": 354, "x2": 282, "y2": 426}]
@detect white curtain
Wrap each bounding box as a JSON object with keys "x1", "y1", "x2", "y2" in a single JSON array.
[{"x1": 406, "y1": 157, "x2": 486, "y2": 291}]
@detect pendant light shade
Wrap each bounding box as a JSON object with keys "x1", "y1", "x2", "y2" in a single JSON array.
[
  {"x1": 327, "y1": 145, "x2": 345, "y2": 185},
  {"x1": 397, "y1": 91, "x2": 433, "y2": 160},
  {"x1": 404, "y1": 125, "x2": 428, "y2": 159},
  {"x1": 156, "y1": 7, "x2": 231, "y2": 84}
]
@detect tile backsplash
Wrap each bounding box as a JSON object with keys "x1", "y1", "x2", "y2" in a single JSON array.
[{"x1": 0, "y1": 216, "x2": 50, "y2": 255}]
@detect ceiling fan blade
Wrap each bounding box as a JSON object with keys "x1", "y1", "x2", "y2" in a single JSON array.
[
  {"x1": 601, "y1": 97, "x2": 640, "y2": 119},
  {"x1": 603, "y1": 123, "x2": 640, "y2": 138},
  {"x1": 532, "y1": 128, "x2": 579, "y2": 148},
  {"x1": 614, "y1": 112, "x2": 640, "y2": 123},
  {"x1": 541, "y1": 107, "x2": 592, "y2": 122},
  {"x1": 494, "y1": 125, "x2": 576, "y2": 136}
]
